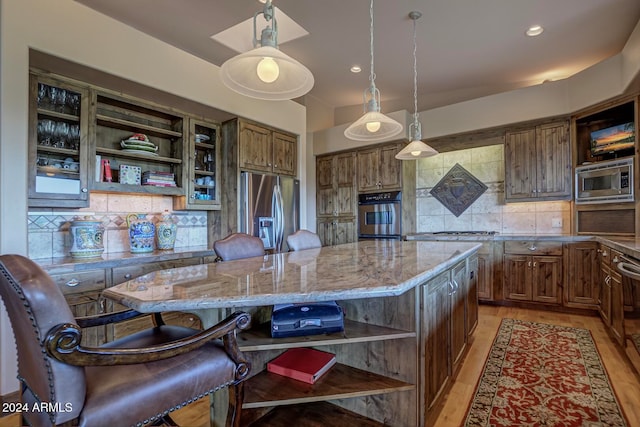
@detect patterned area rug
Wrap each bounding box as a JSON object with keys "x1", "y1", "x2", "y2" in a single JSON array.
[{"x1": 463, "y1": 318, "x2": 627, "y2": 426}]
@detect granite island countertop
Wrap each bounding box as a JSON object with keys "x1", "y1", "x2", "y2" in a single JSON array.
[{"x1": 103, "y1": 240, "x2": 481, "y2": 311}]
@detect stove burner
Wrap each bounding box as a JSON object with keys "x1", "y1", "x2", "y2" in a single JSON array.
[{"x1": 431, "y1": 231, "x2": 498, "y2": 235}]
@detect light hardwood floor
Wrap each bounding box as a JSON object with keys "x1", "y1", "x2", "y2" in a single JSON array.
[{"x1": 1, "y1": 305, "x2": 639, "y2": 426}]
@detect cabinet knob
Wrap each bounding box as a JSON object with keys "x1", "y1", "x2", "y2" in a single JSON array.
[
  {"x1": 274, "y1": 164, "x2": 278, "y2": 168},
  {"x1": 528, "y1": 245, "x2": 537, "y2": 251},
  {"x1": 124, "y1": 273, "x2": 132, "y2": 280},
  {"x1": 65, "y1": 278, "x2": 80, "y2": 287},
  {"x1": 81, "y1": 188, "x2": 88, "y2": 193}
]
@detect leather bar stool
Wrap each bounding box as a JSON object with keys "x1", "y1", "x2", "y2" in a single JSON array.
[{"x1": 0, "y1": 254, "x2": 251, "y2": 427}]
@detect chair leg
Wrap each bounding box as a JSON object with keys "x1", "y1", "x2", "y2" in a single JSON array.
[{"x1": 226, "y1": 382, "x2": 244, "y2": 427}]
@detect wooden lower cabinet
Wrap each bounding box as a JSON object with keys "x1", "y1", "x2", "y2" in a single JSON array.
[
  {"x1": 476, "y1": 243, "x2": 495, "y2": 301},
  {"x1": 420, "y1": 258, "x2": 474, "y2": 425},
  {"x1": 503, "y1": 255, "x2": 562, "y2": 304},
  {"x1": 316, "y1": 217, "x2": 357, "y2": 246},
  {"x1": 467, "y1": 256, "x2": 479, "y2": 336},
  {"x1": 421, "y1": 270, "x2": 451, "y2": 417},
  {"x1": 503, "y1": 241, "x2": 563, "y2": 305},
  {"x1": 610, "y1": 266, "x2": 625, "y2": 346},
  {"x1": 565, "y1": 242, "x2": 600, "y2": 309}
]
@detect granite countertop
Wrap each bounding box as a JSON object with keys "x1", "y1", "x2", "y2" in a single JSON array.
[
  {"x1": 35, "y1": 246, "x2": 216, "y2": 274},
  {"x1": 405, "y1": 233, "x2": 640, "y2": 260},
  {"x1": 103, "y1": 240, "x2": 481, "y2": 311}
]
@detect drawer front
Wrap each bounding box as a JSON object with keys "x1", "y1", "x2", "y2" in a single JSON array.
[
  {"x1": 504, "y1": 241, "x2": 562, "y2": 256},
  {"x1": 111, "y1": 258, "x2": 202, "y2": 285},
  {"x1": 50, "y1": 270, "x2": 107, "y2": 295}
]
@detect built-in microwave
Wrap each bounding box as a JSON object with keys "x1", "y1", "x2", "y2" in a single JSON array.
[{"x1": 575, "y1": 157, "x2": 634, "y2": 204}]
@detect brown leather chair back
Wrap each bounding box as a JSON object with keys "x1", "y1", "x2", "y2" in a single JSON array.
[
  {"x1": 0, "y1": 254, "x2": 86, "y2": 425},
  {"x1": 286, "y1": 229, "x2": 322, "y2": 251},
  {"x1": 214, "y1": 233, "x2": 265, "y2": 261}
]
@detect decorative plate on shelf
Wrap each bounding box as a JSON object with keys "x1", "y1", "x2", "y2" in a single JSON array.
[
  {"x1": 121, "y1": 149, "x2": 160, "y2": 157},
  {"x1": 121, "y1": 140, "x2": 158, "y2": 150}
]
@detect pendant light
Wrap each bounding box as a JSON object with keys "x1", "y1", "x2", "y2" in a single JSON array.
[
  {"x1": 396, "y1": 11, "x2": 438, "y2": 160},
  {"x1": 220, "y1": 0, "x2": 314, "y2": 101},
  {"x1": 344, "y1": 0, "x2": 403, "y2": 142}
]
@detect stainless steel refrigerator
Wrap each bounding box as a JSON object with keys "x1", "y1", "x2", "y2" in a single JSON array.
[{"x1": 240, "y1": 172, "x2": 300, "y2": 253}]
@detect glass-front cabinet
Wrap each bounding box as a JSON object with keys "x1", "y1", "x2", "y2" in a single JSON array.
[
  {"x1": 28, "y1": 73, "x2": 90, "y2": 208},
  {"x1": 174, "y1": 118, "x2": 221, "y2": 210}
]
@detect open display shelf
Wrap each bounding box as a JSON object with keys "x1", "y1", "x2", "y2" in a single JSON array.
[
  {"x1": 233, "y1": 295, "x2": 418, "y2": 425},
  {"x1": 92, "y1": 90, "x2": 185, "y2": 195},
  {"x1": 238, "y1": 319, "x2": 416, "y2": 351},
  {"x1": 243, "y1": 363, "x2": 414, "y2": 409},
  {"x1": 243, "y1": 401, "x2": 385, "y2": 427}
]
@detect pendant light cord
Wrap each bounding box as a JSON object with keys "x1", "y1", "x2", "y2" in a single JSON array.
[
  {"x1": 369, "y1": 0, "x2": 376, "y2": 85},
  {"x1": 413, "y1": 15, "x2": 418, "y2": 124}
]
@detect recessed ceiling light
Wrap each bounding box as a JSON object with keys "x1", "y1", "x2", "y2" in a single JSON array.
[
  {"x1": 526, "y1": 25, "x2": 544, "y2": 37},
  {"x1": 350, "y1": 65, "x2": 362, "y2": 73}
]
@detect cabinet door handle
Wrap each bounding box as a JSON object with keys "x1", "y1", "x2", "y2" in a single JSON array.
[
  {"x1": 605, "y1": 275, "x2": 611, "y2": 285},
  {"x1": 124, "y1": 273, "x2": 132, "y2": 280},
  {"x1": 528, "y1": 261, "x2": 532, "y2": 267},
  {"x1": 452, "y1": 279, "x2": 459, "y2": 294},
  {"x1": 65, "y1": 278, "x2": 80, "y2": 287},
  {"x1": 448, "y1": 281, "x2": 455, "y2": 296},
  {"x1": 612, "y1": 256, "x2": 619, "y2": 263},
  {"x1": 533, "y1": 262, "x2": 537, "y2": 267},
  {"x1": 528, "y1": 245, "x2": 537, "y2": 251}
]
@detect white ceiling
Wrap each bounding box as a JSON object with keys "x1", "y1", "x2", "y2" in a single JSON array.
[{"x1": 74, "y1": 0, "x2": 640, "y2": 124}]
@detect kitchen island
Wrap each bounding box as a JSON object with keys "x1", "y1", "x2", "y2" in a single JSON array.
[{"x1": 104, "y1": 240, "x2": 481, "y2": 426}]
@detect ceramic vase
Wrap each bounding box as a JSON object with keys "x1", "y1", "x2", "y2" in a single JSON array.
[
  {"x1": 156, "y1": 211, "x2": 177, "y2": 250},
  {"x1": 69, "y1": 216, "x2": 104, "y2": 258},
  {"x1": 126, "y1": 213, "x2": 155, "y2": 253}
]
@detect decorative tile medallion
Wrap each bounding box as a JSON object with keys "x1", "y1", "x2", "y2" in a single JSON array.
[{"x1": 429, "y1": 163, "x2": 487, "y2": 217}]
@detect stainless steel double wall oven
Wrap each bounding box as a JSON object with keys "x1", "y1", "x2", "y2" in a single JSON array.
[{"x1": 357, "y1": 191, "x2": 402, "y2": 240}]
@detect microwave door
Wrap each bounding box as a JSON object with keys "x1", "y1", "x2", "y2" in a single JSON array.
[{"x1": 580, "y1": 169, "x2": 619, "y2": 197}]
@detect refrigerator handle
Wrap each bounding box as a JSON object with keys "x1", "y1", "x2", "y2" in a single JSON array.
[{"x1": 275, "y1": 184, "x2": 284, "y2": 252}]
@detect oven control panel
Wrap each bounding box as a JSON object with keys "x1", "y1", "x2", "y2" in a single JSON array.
[{"x1": 359, "y1": 191, "x2": 401, "y2": 204}]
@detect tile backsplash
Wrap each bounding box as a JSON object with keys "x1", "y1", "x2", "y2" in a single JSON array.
[
  {"x1": 28, "y1": 193, "x2": 208, "y2": 259},
  {"x1": 416, "y1": 144, "x2": 571, "y2": 234}
]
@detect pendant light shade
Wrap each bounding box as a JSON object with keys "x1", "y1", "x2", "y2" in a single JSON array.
[
  {"x1": 220, "y1": 1, "x2": 314, "y2": 101},
  {"x1": 344, "y1": 0, "x2": 403, "y2": 142},
  {"x1": 396, "y1": 11, "x2": 438, "y2": 160}
]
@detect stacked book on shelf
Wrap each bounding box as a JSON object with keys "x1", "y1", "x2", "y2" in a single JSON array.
[
  {"x1": 267, "y1": 348, "x2": 336, "y2": 384},
  {"x1": 142, "y1": 171, "x2": 176, "y2": 187}
]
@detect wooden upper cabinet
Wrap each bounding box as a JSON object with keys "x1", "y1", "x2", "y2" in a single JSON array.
[
  {"x1": 316, "y1": 152, "x2": 357, "y2": 246},
  {"x1": 238, "y1": 120, "x2": 297, "y2": 177},
  {"x1": 316, "y1": 152, "x2": 357, "y2": 218},
  {"x1": 272, "y1": 131, "x2": 296, "y2": 176},
  {"x1": 239, "y1": 121, "x2": 272, "y2": 173},
  {"x1": 357, "y1": 143, "x2": 402, "y2": 192},
  {"x1": 504, "y1": 121, "x2": 571, "y2": 202}
]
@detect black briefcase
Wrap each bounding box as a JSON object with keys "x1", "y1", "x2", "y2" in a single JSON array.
[{"x1": 271, "y1": 301, "x2": 344, "y2": 338}]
